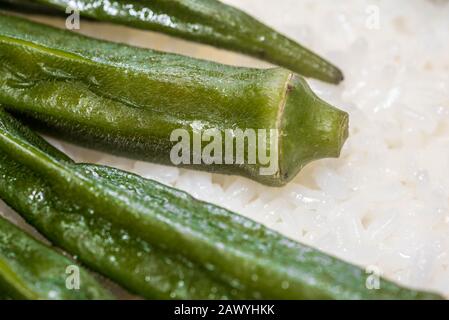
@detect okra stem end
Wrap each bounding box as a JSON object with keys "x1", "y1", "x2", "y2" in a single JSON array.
[{"x1": 277, "y1": 76, "x2": 349, "y2": 185}]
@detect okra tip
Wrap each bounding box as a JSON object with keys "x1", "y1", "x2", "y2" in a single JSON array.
[
  {"x1": 285, "y1": 43, "x2": 344, "y2": 84},
  {"x1": 278, "y1": 75, "x2": 349, "y2": 185},
  {"x1": 311, "y1": 61, "x2": 344, "y2": 85}
]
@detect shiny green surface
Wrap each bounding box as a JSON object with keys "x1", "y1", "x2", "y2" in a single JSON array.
[
  {"x1": 0, "y1": 110, "x2": 443, "y2": 300},
  {"x1": 0, "y1": 215, "x2": 112, "y2": 300},
  {"x1": 2, "y1": 0, "x2": 343, "y2": 83},
  {"x1": 0, "y1": 14, "x2": 348, "y2": 186}
]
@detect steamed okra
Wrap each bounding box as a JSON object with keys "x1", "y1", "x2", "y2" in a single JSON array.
[
  {"x1": 0, "y1": 0, "x2": 344, "y2": 83},
  {"x1": 0, "y1": 109, "x2": 442, "y2": 300},
  {"x1": 0, "y1": 14, "x2": 348, "y2": 186}
]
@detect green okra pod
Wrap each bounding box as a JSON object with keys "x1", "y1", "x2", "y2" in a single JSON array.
[
  {"x1": 0, "y1": 109, "x2": 442, "y2": 300},
  {"x1": 0, "y1": 215, "x2": 113, "y2": 300},
  {"x1": 1, "y1": 0, "x2": 343, "y2": 83},
  {"x1": 0, "y1": 109, "x2": 248, "y2": 299},
  {"x1": 0, "y1": 0, "x2": 61, "y2": 15},
  {"x1": 0, "y1": 14, "x2": 348, "y2": 186}
]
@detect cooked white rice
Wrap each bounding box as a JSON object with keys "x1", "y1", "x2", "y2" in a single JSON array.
[{"x1": 1, "y1": 0, "x2": 449, "y2": 297}]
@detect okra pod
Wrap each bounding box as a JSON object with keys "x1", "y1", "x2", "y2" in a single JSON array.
[
  {"x1": 0, "y1": 109, "x2": 247, "y2": 299},
  {"x1": 1, "y1": 0, "x2": 343, "y2": 83},
  {"x1": 0, "y1": 14, "x2": 348, "y2": 186},
  {"x1": 0, "y1": 109, "x2": 442, "y2": 300},
  {"x1": 0, "y1": 215, "x2": 113, "y2": 299}
]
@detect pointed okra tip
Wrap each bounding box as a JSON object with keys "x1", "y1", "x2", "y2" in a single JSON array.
[
  {"x1": 309, "y1": 60, "x2": 345, "y2": 85},
  {"x1": 329, "y1": 67, "x2": 345, "y2": 85},
  {"x1": 277, "y1": 75, "x2": 349, "y2": 185}
]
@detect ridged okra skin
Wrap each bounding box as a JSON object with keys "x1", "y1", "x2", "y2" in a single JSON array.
[
  {"x1": 0, "y1": 109, "x2": 245, "y2": 299},
  {"x1": 0, "y1": 215, "x2": 113, "y2": 300},
  {"x1": 1, "y1": 0, "x2": 343, "y2": 83},
  {"x1": 0, "y1": 109, "x2": 442, "y2": 300},
  {"x1": 0, "y1": 14, "x2": 348, "y2": 186}
]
